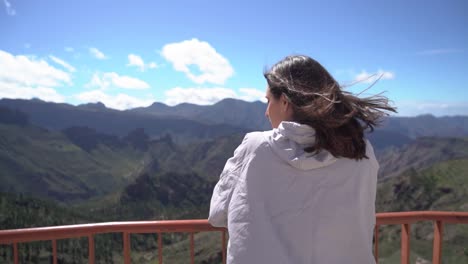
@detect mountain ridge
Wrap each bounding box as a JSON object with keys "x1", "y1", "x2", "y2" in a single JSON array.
[
  {"x1": 2, "y1": 98, "x2": 467, "y2": 143},
  {"x1": 0, "y1": 98, "x2": 247, "y2": 144}
]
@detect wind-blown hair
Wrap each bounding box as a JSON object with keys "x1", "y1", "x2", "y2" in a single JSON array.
[{"x1": 264, "y1": 55, "x2": 397, "y2": 160}]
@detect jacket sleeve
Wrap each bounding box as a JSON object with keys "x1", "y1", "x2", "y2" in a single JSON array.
[{"x1": 208, "y1": 134, "x2": 250, "y2": 227}]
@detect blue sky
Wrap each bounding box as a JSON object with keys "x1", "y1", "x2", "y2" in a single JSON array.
[{"x1": 0, "y1": 0, "x2": 467, "y2": 116}]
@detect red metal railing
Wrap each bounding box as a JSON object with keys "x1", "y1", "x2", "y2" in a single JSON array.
[
  {"x1": 375, "y1": 211, "x2": 468, "y2": 264},
  {"x1": 0, "y1": 220, "x2": 227, "y2": 264},
  {"x1": 1, "y1": 211, "x2": 467, "y2": 264}
]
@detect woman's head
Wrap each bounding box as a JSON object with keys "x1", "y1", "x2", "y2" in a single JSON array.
[
  {"x1": 264, "y1": 87, "x2": 294, "y2": 129},
  {"x1": 264, "y1": 55, "x2": 397, "y2": 160},
  {"x1": 264, "y1": 55, "x2": 339, "y2": 128}
]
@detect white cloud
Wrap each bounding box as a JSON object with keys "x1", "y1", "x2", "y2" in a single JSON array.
[
  {"x1": 165, "y1": 87, "x2": 236, "y2": 105},
  {"x1": 89, "y1": 47, "x2": 107, "y2": 60},
  {"x1": 164, "y1": 87, "x2": 266, "y2": 106},
  {"x1": 353, "y1": 70, "x2": 395, "y2": 84},
  {"x1": 396, "y1": 101, "x2": 468, "y2": 116},
  {"x1": 0, "y1": 81, "x2": 65, "y2": 102},
  {"x1": 417, "y1": 49, "x2": 463, "y2": 56},
  {"x1": 86, "y1": 72, "x2": 150, "y2": 90},
  {"x1": 238, "y1": 88, "x2": 267, "y2": 103},
  {"x1": 127, "y1": 54, "x2": 144, "y2": 70},
  {"x1": 3, "y1": 0, "x2": 15, "y2": 16},
  {"x1": 75, "y1": 90, "x2": 154, "y2": 110},
  {"x1": 65, "y1": 47, "x2": 74, "y2": 52},
  {"x1": 0, "y1": 50, "x2": 72, "y2": 88},
  {"x1": 49, "y1": 55, "x2": 76, "y2": 72},
  {"x1": 0, "y1": 50, "x2": 70, "y2": 102},
  {"x1": 127, "y1": 54, "x2": 158, "y2": 71},
  {"x1": 161, "y1": 38, "x2": 234, "y2": 85}
]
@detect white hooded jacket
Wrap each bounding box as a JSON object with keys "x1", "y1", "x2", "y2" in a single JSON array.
[{"x1": 209, "y1": 121, "x2": 378, "y2": 264}]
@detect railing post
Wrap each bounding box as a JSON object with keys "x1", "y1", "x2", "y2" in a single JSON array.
[
  {"x1": 190, "y1": 232, "x2": 195, "y2": 264},
  {"x1": 222, "y1": 230, "x2": 227, "y2": 264},
  {"x1": 88, "y1": 235, "x2": 95, "y2": 264},
  {"x1": 432, "y1": 220, "x2": 443, "y2": 264},
  {"x1": 158, "y1": 232, "x2": 163, "y2": 264},
  {"x1": 52, "y1": 239, "x2": 57, "y2": 264},
  {"x1": 13, "y1": 242, "x2": 18, "y2": 264},
  {"x1": 374, "y1": 225, "x2": 379, "y2": 263},
  {"x1": 401, "y1": 224, "x2": 410, "y2": 264},
  {"x1": 123, "y1": 232, "x2": 131, "y2": 264}
]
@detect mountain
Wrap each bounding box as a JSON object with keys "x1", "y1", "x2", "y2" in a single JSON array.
[
  {"x1": 0, "y1": 104, "x2": 246, "y2": 205},
  {"x1": 131, "y1": 101, "x2": 208, "y2": 118},
  {"x1": 130, "y1": 98, "x2": 271, "y2": 130},
  {"x1": 0, "y1": 106, "x2": 29, "y2": 126},
  {"x1": 1, "y1": 107, "x2": 465, "y2": 204},
  {"x1": 85, "y1": 133, "x2": 245, "y2": 221},
  {"x1": 0, "y1": 123, "x2": 145, "y2": 201},
  {"x1": 63, "y1": 126, "x2": 126, "y2": 152},
  {"x1": 196, "y1": 98, "x2": 270, "y2": 130},
  {"x1": 129, "y1": 99, "x2": 468, "y2": 155},
  {"x1": 367, "y1": 130, "x2": 412, "y2": 151},
  {"x1": 375, "y1": 158, "x2": 468, "y2": 263},
  {"x1": 381, "y1": 114, "x2": 468, "y2": 138},
  {"x1": 377, "y1": 158, "x2": 468, "y2": 212},
  {"x1": 130, "y1": 98, "x2": 468, "y2": 137},
  {"x1": 77, "y1": 101, "x2": 108, "y2": 111},
  {"x1": 2, "y1": 98, "x2": 468, "y2": 146},
  {"x1": 376, "y1": 137, "x2": 468, "y2": 179},
  {"x1": 0, "y1": 99, "x2": 247, "y2": 144}
]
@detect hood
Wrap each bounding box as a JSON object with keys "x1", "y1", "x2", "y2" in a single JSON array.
[{"x1": 267, "y1": 121, "x2": 337, "y2": 170}]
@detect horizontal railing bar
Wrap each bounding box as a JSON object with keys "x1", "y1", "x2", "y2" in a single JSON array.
[
  {"x1": 0, "y1": 220, "x2": 224, "y2": 244},
  {"x1": 376, "y1": 211, "x2": 468, "y2": 225},
  {"x1": 1, "y1": 211, "x2": 468, "y2": 245}
]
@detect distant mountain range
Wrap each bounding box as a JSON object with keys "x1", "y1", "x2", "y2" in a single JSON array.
[
  {"x1": 0, "y1": 99, "x2": 247, "y2": 144},
  {"x1": 1, "y1": 97, "x2": 467, "y2": 203},
  {"x1": 1, "y1": 98, "x2": 468, "y2": 149},
  {"x1": 1, "y1": 108, "x2": 466, "y2": 205},
  {"x1": 377, "y1": 137, "x2": 468, "y2": 179},
  {"x1": 0, "y1": 111, "x2": 245, "y2": 203},
  {"x1": 131, "y1": 99, "x2": 468, "y2": 138},
  {"x1": 130, "y1": 98, "x2": 271, "y2": 130}
]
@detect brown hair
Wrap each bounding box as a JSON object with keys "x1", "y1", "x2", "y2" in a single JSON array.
[{"x1": 264, "y1": 55, "x2": 397, "y2": 160}]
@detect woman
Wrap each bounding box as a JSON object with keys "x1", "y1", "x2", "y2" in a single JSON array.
[{"x1": 209, "y1": 55, "x2": 396, "y2": 264}]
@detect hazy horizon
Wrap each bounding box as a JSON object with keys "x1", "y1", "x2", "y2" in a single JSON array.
[{"x1": 3, "y1": 96, "x2": 468, "y2": 118}]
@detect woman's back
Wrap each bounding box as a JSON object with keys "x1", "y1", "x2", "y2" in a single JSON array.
[
  {"x1": 209, "y1": 55, "x2": 394, "y2": 264},
  {"x1": 209, "y1": 122, "x2": 378, "y2": 264}
]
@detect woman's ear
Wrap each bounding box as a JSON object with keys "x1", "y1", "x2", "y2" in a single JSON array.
[
  {"x1": 280, "y1": 93, "x2": 294, "y2": 120},
  {"x1": 280, "y1": 94, "x2": 289, "y2": 109}
]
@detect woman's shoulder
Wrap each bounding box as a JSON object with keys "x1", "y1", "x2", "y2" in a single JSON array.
[{"x1": 238, "y1": 130, "x2": 272, "y2": 155}]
